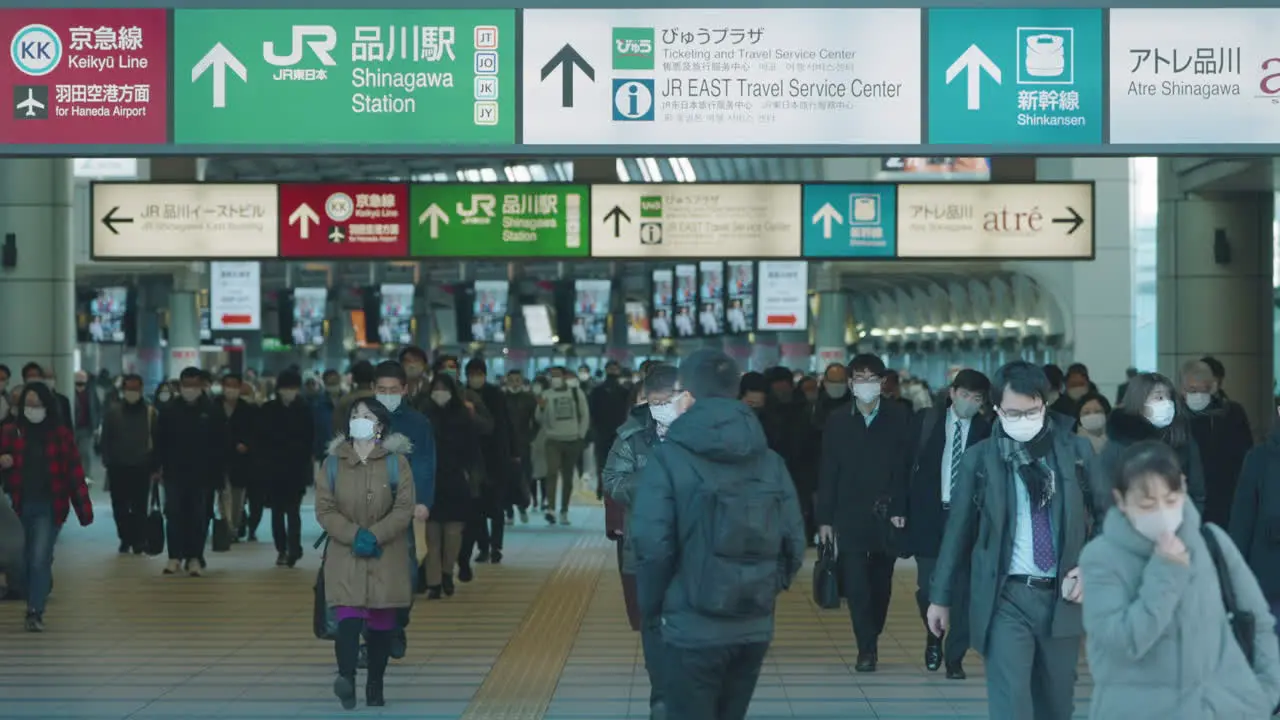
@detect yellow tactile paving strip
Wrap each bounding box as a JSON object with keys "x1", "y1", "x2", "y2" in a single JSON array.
[{"x1": 460, "y1": 533, "x2": 611, "y2": 720}]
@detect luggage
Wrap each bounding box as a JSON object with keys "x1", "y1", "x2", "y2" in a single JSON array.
[
  {"x1": 812, "y1": 540, "x2": 842, "y2": 610},
  {"x1": 142, "y1": 482, "x2": 165, "y2": 557}
]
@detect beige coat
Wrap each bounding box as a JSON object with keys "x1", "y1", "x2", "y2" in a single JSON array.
[{"x1": 315, "y1": 433, "x2": 416, "y2": 610}]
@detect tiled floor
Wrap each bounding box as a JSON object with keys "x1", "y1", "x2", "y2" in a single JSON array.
[{"x1": 0, "y1": 489, "x2": 1092, "y2": 719}]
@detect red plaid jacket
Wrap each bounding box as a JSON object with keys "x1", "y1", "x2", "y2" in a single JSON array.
[{"x1": 0, "y1": 424, "x2": 93, "y2": 527}]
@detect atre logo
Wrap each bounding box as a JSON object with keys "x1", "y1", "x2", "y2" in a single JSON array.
[{"x1": 1261, "y1": 58, "x2": 1280, "y2": 103}]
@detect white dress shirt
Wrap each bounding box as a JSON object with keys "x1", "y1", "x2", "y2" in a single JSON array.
[
  {"x1": 940, "y1": 408, "x2": 971, "y2": 505},
  {"x1": 1008, "y1": 469, "x2": 1059, "y2": 578}
]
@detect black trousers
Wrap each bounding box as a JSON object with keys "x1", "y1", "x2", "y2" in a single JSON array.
[
  {"x1": 665, "y1": 641, "x2": 770, "y2": 720},
  {"x1": 915, "y1": 555, "x2": 971, "y2": 666},
  {"x1": 462, "y1": 489, "x2": 504, "y2": 558},
  {"x1": 108, "y1": 464, "x2": 150, "y2": 548},
  {"x1": 271, "y1": 492, "x2": 303, "y2": 557},
  {"x1": 244, "y1": 483, "x2": 266, "y2": 537},
  {"x1": 840, "y1": 549, "x2": 896, "y2": 654},
  {"x1": 164, "y1": 484, "x2": 212, "y2": 560}
]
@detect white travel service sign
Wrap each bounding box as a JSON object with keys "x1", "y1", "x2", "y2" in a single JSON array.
[
  {"x1": 896, "y1": 183, "x2": 1094, "y2": 259},
  {"x1": 1109, "y1": 9, "x2": 1280, "y2": 144},
  {"x1": 756, "y1": 261, "x2": 809, "y2": 331},
  {"x1": 591, "y1": 184, "x2": 801, "y2": 257},
  {"x1": 210, "y1": 261, "x2": 262, "y2": 330},
  {"x1": 522, "y1": 9, "x2": 921, "y2": 145},
  {"x1": 92, "y1": 183, "x2": 278, "y2": 258}
]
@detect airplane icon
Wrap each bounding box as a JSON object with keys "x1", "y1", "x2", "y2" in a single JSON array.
[
  {"x1": 13, "y1": 85, "x2": 48, "y2": 120},
  {"x1": 328, "y1": 226, "x2": 346, "y2": 243}
]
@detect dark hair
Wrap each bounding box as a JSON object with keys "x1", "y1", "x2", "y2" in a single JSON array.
[
  {"x1": 739, "y1": 371, "x2": 768, "y2": 397},
  {"x1": 1118, "y1": 372, "x2": 1190, "y2": 447},
  {"x1": 822, "y1": 362, "x2": 846, "y2": 379},
  {"x1": 1066, "y1": 363, "x2": 1090, "y2": 380},
  {"x1": 1042, "y1": 364, "x2": 1065, "y2": 388},
  {"x1": 1075, "y1": 391, "x2": 1112, "y2": 418},
  {"x1": 1201, "y1": 356, "x2": 1225, "y2": 382},
  {"x1": 221, "y1": 372, "x2": 242, "y2": 384},
  {"x1": 465, "y1": 357, "x2": 487, "y2": 375},
  {"x1": 21, "y1": 362, "x2": 43, "y2": 379},
  {"x1": 121, "y1": 373, "x2": 144, "y2": 389},
  {"x1": 432, "y1": 354, "x2": 459, "y2": 373},
  {"x1": 427, "y1": 373, "x2": 466, "y2": 413},
  {"x1": 398, "y1": 346, "x2": 429, "y2": 365},
  {"x1": 991, "y1": 361, "x2": 1051, "y2": 407},
  {"x1": 679, "y1": 349, "x2": 739, "y2": 400},
  {"x1": 16, "y1": 381, "x2": 59, "y2": 428},
  {"x1": 643, "y1": 364, "x2": 678, "y2": 394},
  {"x1": 179, "y1": 366, "x2": 202, "y2": 382},
  {"x1": 347, "y1": 396, "x2": 393, "y2": 439},
  {"x1": 848, "y1": 353, "x2": 886, "y2": 377},
  {"x1": 351, "y1": 360, "x2": 376, "y2": 388},
  {"x1": 0, "y1": 364, "x2": 9, "y2": 378},
  {"x1": 276, "y1": 369, "x2": 302, "y2": 389},
  {"x1": 951, "y1": 369, "x2": 991, "y2": 395},
  {"x1": 763, "y1": 366, "x2": 793, "y2": 386},
  {"x1": 322, "y1": 369, "x2": 340, "y2": 382},
  {"x1": 199, "y1": 370, "x2": 213, "y2": 384},
  {"x1": 1115, "y1": 440, "x2": 1185, "y2": 495},
  {"x1": 374, "y1": 360, "x2": 407, "y2": 386}
]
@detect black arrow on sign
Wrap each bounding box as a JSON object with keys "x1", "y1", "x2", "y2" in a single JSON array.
[
  {"x1": 101, "y1": 206, "x2": 134, "y2": 235},
  {"x1": 540, "y1": 44, "x2": 594, "y2": 108},
  {"x1": 603, "y1": 205, "x2": 631, "y2": 238},
  {"x1": 1052, "y1": 206, "x2": 1084, "y2": 235}
]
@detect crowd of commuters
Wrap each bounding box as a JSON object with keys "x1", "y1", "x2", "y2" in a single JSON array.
[{"x1": 6, "y1": 349, "x2": 1280, "y2": 720}]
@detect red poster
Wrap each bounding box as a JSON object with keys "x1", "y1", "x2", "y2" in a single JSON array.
[
  {"x1": 279, "y1": 184, "x2": 409, "y2": 258},
  {"x1": 0, "y1": 9, "x2": 168, "y2": 144}
]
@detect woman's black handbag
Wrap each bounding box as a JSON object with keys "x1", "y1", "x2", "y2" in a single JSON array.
[
  {"x1": 211, "y1": 517, "x2": 232, "y2": 552},
  {"x1": 812, "y1": 540, "x2": 842, "y2": 610},
  {"x1": 313, "y1": 533, "x2": 337, "y2": 640},
  {"x1": 143, "y1": 482, "x2": 165, "y2": 557},
  {"x1": 1201, "y1": 525, "x2": 1256, "y2": 664}
]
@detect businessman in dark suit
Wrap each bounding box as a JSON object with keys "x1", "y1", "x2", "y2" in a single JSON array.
[{"x1": 926, "y1": 361, "x2": 1095, "y2": 720}]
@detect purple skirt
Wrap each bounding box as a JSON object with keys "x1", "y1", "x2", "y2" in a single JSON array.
[{"x1": 334, "y1": 606, "x2": 398, "y2": 631}]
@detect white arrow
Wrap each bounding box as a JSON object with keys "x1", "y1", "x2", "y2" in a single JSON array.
[
  {"x1": 417, "y1": 203, "x2": 449, "y2": 239},
  {"x1": 288, "y1": 202, "x2": 320, "y2": 239},
  {"x1": 945, "y1": 44, "x2": 1001, "y2": 111},
  {"x1": 810, "y1": 203, "x2": 844, "y2": 240},
  {"x1": 192, "y1": 42, "x2": 247, "y2": 109}
]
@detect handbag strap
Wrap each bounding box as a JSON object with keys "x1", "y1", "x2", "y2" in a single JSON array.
[{"x1": 1200, "y1": 524, "x2": 1242, "y2": 616}]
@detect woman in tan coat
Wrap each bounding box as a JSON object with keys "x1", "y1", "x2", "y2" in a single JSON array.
[{"x1": 315, "y1": 397, "x2": 414, "y2": 710}]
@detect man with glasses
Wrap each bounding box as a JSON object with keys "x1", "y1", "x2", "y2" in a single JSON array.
[
  {"x1": 926, "y1": 361, "x2": 1095, "y2": 720},
  {"x1": 816, "y1": 354, "x2": 913, "y2": 673}
]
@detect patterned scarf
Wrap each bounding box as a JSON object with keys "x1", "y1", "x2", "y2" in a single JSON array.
[{"x1": 996, "y1": 420, "x2": 1056, "y2": 509}]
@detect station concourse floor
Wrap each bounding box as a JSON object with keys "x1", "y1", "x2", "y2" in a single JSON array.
[{"x1": 0, "y1": 490, "x2": 1093, "y2": 719}]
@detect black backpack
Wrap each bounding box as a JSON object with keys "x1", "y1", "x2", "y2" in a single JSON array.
[{"x1": 681, "y1": 453, "x2": 790, "y2": 620}]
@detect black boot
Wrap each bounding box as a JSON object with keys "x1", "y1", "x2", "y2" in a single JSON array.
[
  {"x1": 365, "y1": 629, "x2": 392, "y2": 707},
  {"x1": 333, "y1": 618, "x2": 361, "y2": 710},
  {"x1": 426, "y1": 585, "x2": 443, "y2": 599},
  {"x1": 442, "y1": 573, "x2": 456, "y2": 596}
]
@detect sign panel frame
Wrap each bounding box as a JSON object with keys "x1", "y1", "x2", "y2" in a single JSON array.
[
  {"x1": 756, "y1": 260, "x2": 809, "y2": 332},
  {"x1": 408, "y1": 183, "x2": 590, "y2": 259},
  {"x1": 278, "y1": 182, "x2": 410, "y2": 258},
  {"x1": 209, "y1": 260, "x2": 262, "y2": 331},
  {"x1": 90, "y1": 181, "x2": 279, "y2": 260}
]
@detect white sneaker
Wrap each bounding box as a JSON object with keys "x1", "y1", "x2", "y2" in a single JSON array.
[
  {"x1": 519, "y1": 509, "x2": 529, "y2": 524},
  {"x1": 163, "y1": 559, "x2": 181, "y2": 575},
  {"x1": 559, "y1": 511, "x2": 571, "y2": 526},
  {"x1": 186, "y1": 560, "x2": 203, "y2": 577}
]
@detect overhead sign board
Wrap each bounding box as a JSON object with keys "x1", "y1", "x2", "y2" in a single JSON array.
[
  {"x1": 278, "y1": 183, "x2": 408, "y2": 258},
  {"x1": 172, "y1": 9, "x2": 515, "y2": 145},
  {"x1": 802, "y1": 184, "x2": 896, "y2": 259},
  {"x1": 408, "y1": 184, "x2": 589, "y2": 258},
  {"x1": 209, "y1": 261, "x2": 261, "y2": 330},
  {"x1": 91, "y1": 182, "x2": 278, "y2": 259},
  {"x1": 756, "y1": 261, "x2": 809, "y2": 331},
  {"x1": 590, "y1": 184, "x2": 802, "y2": 258},
  {"x1": 522, "y1": 9, "x2": 921, "y2": 145},
  {"x1": 896, "y1": 182, "x2": 1093, "y2": 259},
  {"x1": 0, "y1": 9, "x2": 168, "y2": 144},
  {"x1": 1109, "y1": 9, "x2": 1277, "y2": 145},
  {"x1": 927, "y1": 9, "x2": 1104, "y2": 145}
]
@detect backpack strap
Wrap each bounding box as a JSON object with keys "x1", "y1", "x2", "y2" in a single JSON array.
[{"x1": 387, "y1": 453, "x2": 399, "y2": 493}]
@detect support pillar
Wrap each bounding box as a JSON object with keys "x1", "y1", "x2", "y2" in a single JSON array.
[
  {"x1": 168, "y1": 275, "x2": 201, "y2": 378},
  {"x1": 135, "y1": 279, "x2": 166, "y2": 393},
  {"x1": 813, "y1": 263, "x2": 848, "y2": 370},
  {"x1": 0, "y1": 159, "x2": 75, "y2": 395},
  {"x1": 1157, "y1": 158, "x2": 1274, "y2": 436}
]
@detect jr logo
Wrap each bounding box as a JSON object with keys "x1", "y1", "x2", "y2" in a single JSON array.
[
  {"x1": 264, "y1": 25, "x2": 337, "y2": 66},
  {"x1": 457, "y1": 194, "x2": 497, "y2": 224}
]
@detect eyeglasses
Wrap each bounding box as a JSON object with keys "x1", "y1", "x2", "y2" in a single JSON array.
[{"x1": 998, "y1": 405, "x2": 1045, "y2": 421}]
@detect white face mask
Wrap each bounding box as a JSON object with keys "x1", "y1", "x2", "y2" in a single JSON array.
[
  {"x1": 123, "y1": 390, "x2": 142, "y2": 404},
  {"x1": 1066, "y1": 386, "x2": 1088, "y2": 401},
  {"x1": 851, "y1": 381, "x2": 881, "y2": 404},
  {"x1": 24, "y1": 407, "x2": 46, "y2": 424},
  {"x1": 566, "y1": 378, "x2": 580, "y2": 389},
  {"x1": 649, "y1": 402, "x2": 679, "y2": 427},
  {"x1": 1000, "y1": 414, "x2": 1044, "y2": 443},
  {"x1": 180, "y1": 387, "x2": 201, "y2": 403},
  {"x1": 951, "y1": 397, "x2": 980, "y2": 420},
  {"x1": 1079, "y1": 413, "x2": 1107, "y2": 434},
  {"x1": 223, "y1": 388, "x2": 240, "y2": 401},
  {"x1": 278, "y1": 389, "x2": 298, "y2": 404},
  {"x1": 431, "y1": 390, "x2": 452, "y2": 407},
  {"x1": 824, "y1": 382, "x2": 848, "y2": 399},
  {"x1": 1145, "y1": 399, "x2": 1176, "y2": 429},
  {"x1": 551, "y1": 378, "x2": 566, "y2": 390},
  {"x1": 349, "y1": 417, "x2": 377, "y2": 441},
  {"x1": 158, "y1": 391, "x2": 172, "y2": 403},
  {"x1": 1126, "y1": 501, "x2": 1184, "y2": 541},
  {"x1": 468, "y1": 376, "x2": 486, "y2": 390},
  {"x1": 377, "y1": 393, "x2": 402, "y2": 413},
  {"x1": 577, "y1": 371, "x2": 590, "y2": 382},
  {"x1": 1184, "y1": 392, "x2": 1211, "y2": 413}
]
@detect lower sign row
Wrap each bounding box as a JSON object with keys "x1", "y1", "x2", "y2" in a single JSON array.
[{"x1": 89, "y1": 181, "x2": 1095, "y2": 261}]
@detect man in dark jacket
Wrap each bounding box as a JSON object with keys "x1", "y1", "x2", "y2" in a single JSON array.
[
  {"x1": 631, "y1": 350, "x2": 806, "y2": 720},
  {"x1": 589, "y1": 361, "x2": 632, "y2": 492},
  {"x1": 463, "y1": 358, "x2": 513, "y2": 564},
  {"x1": 817, "y1": 354, "x2": 913, "y2": 672},
  {"x1": 791, "y1": 362, "x2": 851, "y2": 545},
  {"x1": 1182, "y1": 358, "x2": 1253, "y2": 527},
  {"x1": 153, "y1": 366, "x2": 227, "y2": 576},
  {"x1": 257, "y1": 369, "x2": 313, "y2": 568},
  {"x1": 216, "y1": 373, "x2": 258, "y2": 541},
  {"x1": 927, "y1": 361, "x2": 1094, "y2": 720},
  {"x1": 100, "y1": 373, "x2": 156, "y2": 554},
  {"x1": 504, "y1": 369, "x2": 539, "y2": 523},
  {"x1": 898, "y1": 369, "x2": 992, "y2": 679}
]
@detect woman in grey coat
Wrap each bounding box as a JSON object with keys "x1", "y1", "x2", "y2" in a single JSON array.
[{"x1": 1080, "y1": 440, "x2": 1280, "y2": 719}]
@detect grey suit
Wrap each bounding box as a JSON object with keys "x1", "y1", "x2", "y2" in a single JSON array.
[{"x1": 930, "y1": 427, "x2": 1095, "y2": 720}]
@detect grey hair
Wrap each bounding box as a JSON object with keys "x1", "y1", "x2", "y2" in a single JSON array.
[{"x1": 1180, "y1": 359, "x2": 1214, "y2": 385}]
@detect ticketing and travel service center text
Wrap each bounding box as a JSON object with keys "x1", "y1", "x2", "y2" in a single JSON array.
[{"x1": 1, "y1": 6, "x2": 1277, "y2": 154}]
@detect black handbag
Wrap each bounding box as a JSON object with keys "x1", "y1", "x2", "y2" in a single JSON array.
[
  {"x1": 143, "y1": 482, "x2": 165, "y2": 557},
  {"x1": 812, "y1": 540, "x2": 842, "y2": 610},
  {"x1": 211, "y1": 516, "x2": 232, "y2": 552},
  {"x1": 1201, "y1": 525, "x2": 1256, "y2": 664},
  {"x1": 313, "y1": 534, "x2": 336, "y2": 640}
]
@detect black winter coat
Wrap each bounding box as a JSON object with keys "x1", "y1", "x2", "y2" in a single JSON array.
[
  {"x1": 424, "y1": 404, "x2": 481, "y2": 523},
  {"x1": 1229, "y1": 424, "x2": 1280, "y2": 599},
  {"x1": 1090, "y1": 410, "x2": 1207, "y2": 528},
  {"x1": 816, "y1": 399, "x2": 913, "y2": 552},
  {"x1": 152, "y1": 396, "x2": 227, "y2": 490},
  {"x1": 256, "y1": 398, "x2": 314, "y2": 498},
  {"x1": 1188, "y1": 397, "x2": 1254, "y2": 527},
  {"x1": 219, "y1": 398, "x2": 258, "y2": 488}
]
